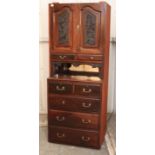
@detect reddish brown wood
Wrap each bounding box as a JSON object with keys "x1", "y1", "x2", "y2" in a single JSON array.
[
  {"x1": 51, "y1": 54, "x2": 103, "y2": 61},
  {"x1": 48, "y1": 1, "x2": 111, "y2": 149},
  {"x1": 99, "y1": 2, "x2": 111, "y2": 145}
]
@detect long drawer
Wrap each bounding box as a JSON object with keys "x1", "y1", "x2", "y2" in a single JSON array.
[
  {"x1": 48, "y1": 96, "x2": 100, "y2": 113},
  {"x1": 49, "y1": 110, "x2": 99, "y2": 130},
  {"x1": 48, "y1": 126, "x2": 99, "y2": 148}
]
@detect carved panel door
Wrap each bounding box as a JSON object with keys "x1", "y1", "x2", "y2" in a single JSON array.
[
  {"x1": 50, "y1": 4, "x2": 76, "y2": 53},
  {"x1": 78, "y1": 4, "x2": 103, "y2": 54}
]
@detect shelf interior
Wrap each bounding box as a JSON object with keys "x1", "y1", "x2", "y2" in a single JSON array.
[
  {"x1": 51, "y1": 63, "x2": 103, "y2": 81},
  {"x1": 49, "y1": 74, "x2": 102, "y2": 83}
]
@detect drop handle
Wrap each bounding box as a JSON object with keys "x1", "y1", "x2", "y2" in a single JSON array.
[
  {"x1": 81, "y1": 119, "x2": 91, "y2": 124},
  {"x1": 82, "y1": 88, "x2": 92, "y2": 93},
  {"x1": 82, "y1": 102, "x2": 92, "y2": 108},
  {"x1": 81, "y1": 136, "x2": 90, "y2": 142},
  {"x1": 56, "y1": 133, "x2": 66, "y2": 138},
  {"x1": 59, "y1": 55, "x2": 66, "y2": 59},
  {"x1": 56, "y1": 116, "x2": 65, "y2": 122},
  {"x1": 56, "y1": 86, "x2": 65, "y2": 91}
]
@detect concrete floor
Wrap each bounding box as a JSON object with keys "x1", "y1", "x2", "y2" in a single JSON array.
[
  {"x1": 107, "y1": 113, "x2": 116, "y2": 145},
  {"x1": 39, "y1": 113, "x2": 115, "y2": 155}
]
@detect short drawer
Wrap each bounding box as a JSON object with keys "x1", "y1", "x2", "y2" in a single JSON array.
[
  {"x1": 48, "y1": 126, "x2": 99, "y2": 148},
  {"x1": 51, "y1": 54, "x2": 75, "y2": 60},
  {"x1": 77, "y1": 55, "x2": 103, "y2": 61},
  {"x1": 48, "y1": 83, "x2": 73, "y2": 95},
  {"x1": 74, "y1": 84, "x2": 101, "y2": 98},
  {"x1": 49, "y1": 110, "x2": 99, "y2": 130},
  {"x1": 49, "y1": 96, "x2": 100, "y2": 113}
]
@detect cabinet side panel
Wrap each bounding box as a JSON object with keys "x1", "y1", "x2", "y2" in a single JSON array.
[{"x1": 99, "y1": 2, "x2": 111, "y2": 145}]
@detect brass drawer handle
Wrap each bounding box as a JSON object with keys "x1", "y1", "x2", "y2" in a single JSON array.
[
  {"x1": 56, "y1": 116, "x2": 65, "y2": 121},
  {"x1": 82, "y1": 102, "x2": 92, "y2": 108},
  {"x1": 56, "y1": 133, "x2": 66, "y2": 138},
  {"x1": 59, "y1": 55, "x2": 66, "y2": 59},
  {"x1": 90, "y1": 56, "x2": 94, "y2": 60},
  {"x1": 56, "y1": 86, "x2": 65, "y2": 91},
  {"x1": 81, "y1": 136, "x2": 90, "y2": 142},
  {"x1": 82, "y1": 88, "x2": 92, "y2": 93},
  {"x1": 81, "y1": 119, "x2": 91, "y2": 124}
]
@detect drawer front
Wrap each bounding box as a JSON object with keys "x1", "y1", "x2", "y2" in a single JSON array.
[
  {"x1": 51, "y1": 54, "x2": 75, "y2": 60},
  {"x1": 49, "y1": 96, "x2": 100, "y2": 113},
  {"x1": 48, "y1": 83, "x2": 73, "y2": 95},
  {"x1": 49, "y1": 110, "x2": 99, "y2": 130},
  {"x1": 74, "y1": 84, "x2": 101, "y2": 98},
  {"x1": 77, "y1": 55, "x2": 103, "y2": 61},
  {"x1": 48, "y1": 126, "x2": 99, "y2": 148}
]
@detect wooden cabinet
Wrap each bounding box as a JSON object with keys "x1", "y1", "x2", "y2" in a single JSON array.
[
  {"x1": 49, "y1": 2, "x2": 106, "y2": 54},
  {"x1": 48, "y1": 1, "x2": 111, "y2": 149}
]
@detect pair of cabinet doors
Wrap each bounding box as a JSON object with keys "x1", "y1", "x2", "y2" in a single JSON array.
[{"x1": 49, "y1": 3, "x2": 106, "y2": 54}]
